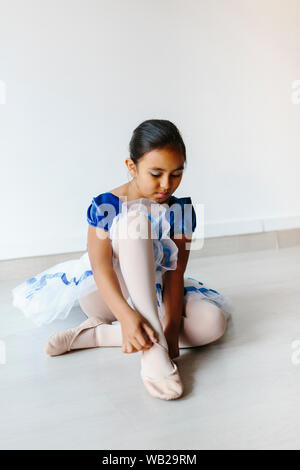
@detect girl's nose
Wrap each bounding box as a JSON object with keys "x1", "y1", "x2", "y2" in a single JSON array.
[{"x1": 160, "y1": 176, "x2": 171, "y2": 190}]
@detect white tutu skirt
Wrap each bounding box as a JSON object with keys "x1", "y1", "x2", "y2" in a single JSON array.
[{"x1": 12, "y1": 198, "x2": 231, "y2": 326}]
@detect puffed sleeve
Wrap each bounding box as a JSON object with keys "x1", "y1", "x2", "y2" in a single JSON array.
[
  {"x1": 191, "y1": 199, "x2": 197, "y2": 233},
  {"x1": 86, "y1": 193, "x2": 120, "y2": 231},
  {"x1": 168, "y1": 196, "x2": 197, "y2": 237}
]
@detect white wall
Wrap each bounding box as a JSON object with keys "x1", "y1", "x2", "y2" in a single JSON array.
[{"x1": 1, "y1": 0, "x2": 300, "y2": 260}]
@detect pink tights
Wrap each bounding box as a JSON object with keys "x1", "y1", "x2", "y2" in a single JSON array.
[{"x1": 77, "y1": 210, "x2": 227, "y2": 354}]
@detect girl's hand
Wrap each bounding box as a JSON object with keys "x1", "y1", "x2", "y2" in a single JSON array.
[{"x1": 120, "y1": 308, "x2": 158, "y2": 354}]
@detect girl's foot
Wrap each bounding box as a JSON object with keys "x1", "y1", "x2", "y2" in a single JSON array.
[
  {"x1": 140, "y1": 342, "x2": 184, "y2": 400},
  {"x1": 45, "y1": 317, "x2": 105, "y2": 356}
]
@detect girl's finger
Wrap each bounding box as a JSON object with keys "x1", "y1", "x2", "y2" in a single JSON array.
[
  {"x1": 130, "y1": 337, "x2": 142, "y2": 352},
  {"x1": 138, "y1": 332, "x2": 152, "y2": 349},
  {"x1": 123, "y1": 341, "x2": 136, "y2": 354},
  {"x1": 139, "y1": 328, "x2": 152, "y2": 346},
  {"x1": 142, "y1": 323, "x2": 158, "y2": 343},
  {"x1": 133, "y1": 332, "x2": 151, "y2": 351}
]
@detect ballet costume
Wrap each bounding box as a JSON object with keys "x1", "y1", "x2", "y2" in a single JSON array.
[{"x1": 12, "y1": 192, "x2": 232, "y2": 401}]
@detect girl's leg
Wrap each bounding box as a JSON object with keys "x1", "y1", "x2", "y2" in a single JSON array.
[
  {"x1": 77, "y1": 277, "x2": 227, "y2": 356},
  {"x1": 76, "y1": 279, "x2": 227, "y2": 354},
  {"x1": 78, "y1": 288, "x2": 117, "y2": 323},
  {"x1": 78, "y1": 250, "x2": 132, "y2": 323},
  {"x1": 75, "y1": 211, "x2": 176, "y2": 379},
  {"x1": 178, "y1": 297, "x2": 228, "y2": 348},
  {"x1": 74, "y1": 291, "x2": 123, "y2": 348},
  {"x1": 74, "y1": 246, "x2": 134, "y2": 349},
  {"x1": 74, "y1": 263, "x2": 129, "y2": 349},
  {"x1": 110, "y1": 210, "x2": 175, "y2": 379},
  {"x1": 76, "y1": 293, "x2": 228, "y2": 351}
]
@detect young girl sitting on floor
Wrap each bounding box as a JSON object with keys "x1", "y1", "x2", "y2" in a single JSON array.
[{"x1": 12, "y1": 119, "x2": 231, "y2": 401}]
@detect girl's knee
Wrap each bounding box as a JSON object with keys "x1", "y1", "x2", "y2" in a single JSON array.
[
  {"x1": 115, "y1": 210, "x2": 151, "y2": 240},
  {"x1": 78, "y1": 290, "x2": 117, "y2": 323},
  {"x1": 184, "y1": 299, "x2": 228, "y2": 344},
  {"x1": 210, "y1": 308, "x2": 227, "y2": 341}
]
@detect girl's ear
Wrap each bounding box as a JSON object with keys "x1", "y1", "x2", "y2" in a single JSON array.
[{"x1": 125, "y1": 158, "x2": 137, "y2": 178}]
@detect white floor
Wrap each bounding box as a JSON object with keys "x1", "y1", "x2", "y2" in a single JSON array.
[{"x1": 1, "y1": 246, "x2": 300, "y2": 450}]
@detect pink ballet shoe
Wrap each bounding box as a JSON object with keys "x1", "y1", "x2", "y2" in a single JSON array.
[
  {"x1": 45, "y1": 317, "x2": 104, "y2": 356},
  {"x1": 140, "y1": 342, "x2": 184, "y2": 401}
]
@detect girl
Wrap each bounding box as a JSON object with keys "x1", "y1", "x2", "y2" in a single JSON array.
[{"x1": 12, "y1": 119, "x2": 231, "y2": 401}]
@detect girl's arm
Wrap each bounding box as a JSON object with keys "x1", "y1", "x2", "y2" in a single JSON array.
[
  {"x1": 87, "y1": 225, "x2": 134, "y2": 323},
  {"x1": 162, "y1": 235, "x2": 191, "y2": 337}
]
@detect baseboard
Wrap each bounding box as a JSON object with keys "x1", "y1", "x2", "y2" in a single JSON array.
[
  {"x1": 2, "y1": 228, "x2": 300, "y2": 282},
  {"x1": 2, "y1": 214, "x2": 300, "y2": 262}
]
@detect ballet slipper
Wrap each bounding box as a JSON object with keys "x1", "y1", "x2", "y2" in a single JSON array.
[
  {"x1": 45, "y1": 317, "x2": 104, "y2": 356},
  {"x1": 140, "y1": 342, "x2": 184, "y2": 401}
]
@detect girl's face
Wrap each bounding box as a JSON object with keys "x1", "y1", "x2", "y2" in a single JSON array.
[{"x1": 126, "y1": 147, "x2": 185, "y2": 203}]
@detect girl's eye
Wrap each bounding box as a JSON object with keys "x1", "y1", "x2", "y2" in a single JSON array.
[{"x1": 150, "y1": 173, "x2": 182, "y2": 178}]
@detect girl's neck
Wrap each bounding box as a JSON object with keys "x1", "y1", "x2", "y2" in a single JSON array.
[{"x1": 125, "y1": 180, "x2": 144, "y2": 202}]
